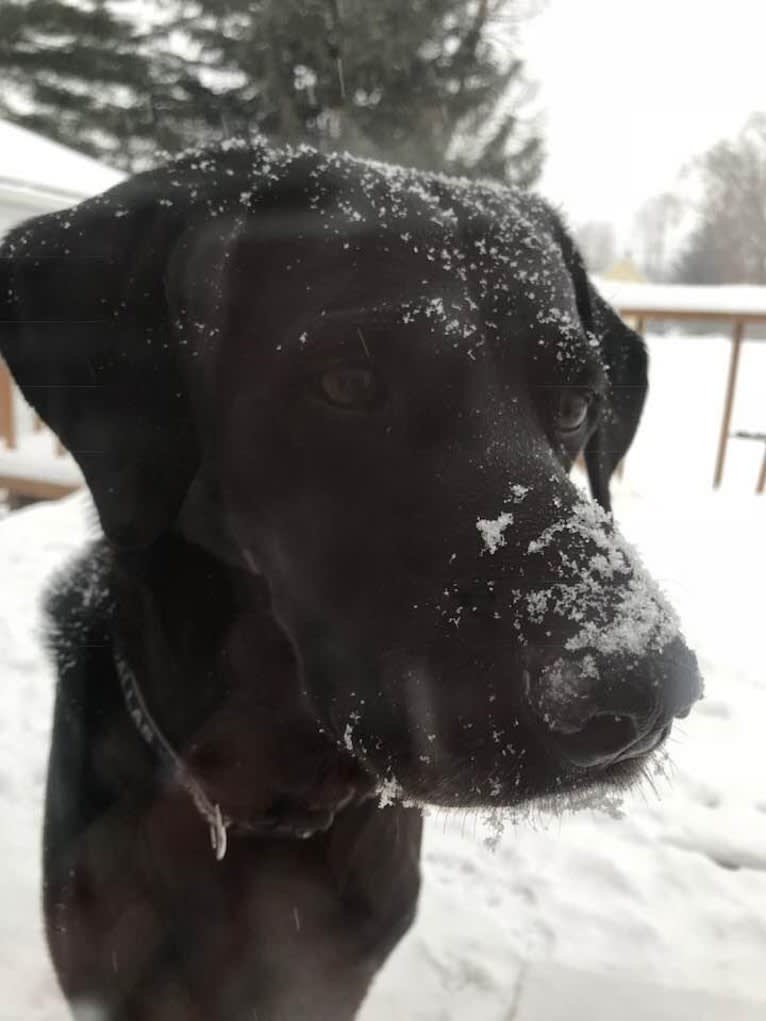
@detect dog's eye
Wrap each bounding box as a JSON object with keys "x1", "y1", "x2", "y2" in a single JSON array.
[
  {"x1": 318, "y1": 366, "x2": 379, "y2": 410},
  {"x1": 554, "y1": 391, "x2": 591, "y2": 433}
]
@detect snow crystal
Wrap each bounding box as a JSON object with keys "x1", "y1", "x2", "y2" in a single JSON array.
[
  {"x1": 476, "y1": 512, "x2": 514, "y2": 555},
  {"x1": 377, "y1": 775, "x2": 403, "y2": 808},
  {"x1": 564, "y1": 575, "x2": 679, "y2": 658},
  {"x1": 343, "y1": 723, "x2": 354, "y2": 752},
  {"x1": 343, "y1": 711, "x2": 361, "y2": 752},
  {"x1": 525, "y1": 499, "x2": 680, "y2": 658}
]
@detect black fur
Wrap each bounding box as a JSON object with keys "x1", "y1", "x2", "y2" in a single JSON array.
[{"x1": 0, "y1": 143, "x2": 699, "y2": 1019}]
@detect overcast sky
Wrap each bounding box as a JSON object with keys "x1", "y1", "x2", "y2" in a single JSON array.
[{"x1": 518, "y1": 0, "x2": 766, "y2": 245}]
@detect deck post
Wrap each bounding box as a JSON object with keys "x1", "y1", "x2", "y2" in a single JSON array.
[
  {"x1": 0, "y1": 359, "x2": 16, "y2": 451},
  {"x1": 713, "y1": 319, "x2": 744, "y2": 489}
]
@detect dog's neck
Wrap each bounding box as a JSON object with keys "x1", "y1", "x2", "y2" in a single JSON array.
[
  {"x1": 113, "y1": 641, "x2": 231, "y2": 859},
  {"x1": 108, "y1": 531, "x2": 376, "y2": 845}
]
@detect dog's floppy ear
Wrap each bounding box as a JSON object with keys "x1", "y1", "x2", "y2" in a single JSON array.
[
  {"x1": 582, "y1": 287, "x2": 648, "y2": 511},
  {"x1": 552, "y1": 218, "x2": 648, "y2": 512},
  {"x1": 0, "y1": 176, "x2": 201, "y2": 547}
]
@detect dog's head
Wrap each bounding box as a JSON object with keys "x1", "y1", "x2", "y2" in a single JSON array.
[{"x1": 0, "y1": 143, "x2": 700, "y2": 812}]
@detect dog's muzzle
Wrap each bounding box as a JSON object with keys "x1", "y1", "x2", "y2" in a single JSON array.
[{"x1": 522, "y1": 636, "x2": 702, "y2": 769}]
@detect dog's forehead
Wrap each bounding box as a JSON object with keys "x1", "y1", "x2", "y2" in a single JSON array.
[
  {"x1": 167, "y1": 144, "x2": 593, "y2": 374},
  {"x1": 208, "y1": 152, "x2": 579, "y2": 350}
]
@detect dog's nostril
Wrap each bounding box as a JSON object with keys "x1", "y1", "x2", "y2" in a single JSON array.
[
  {"x1": 552, "y1": 713, "x2": 640, "y2": 768},
  {"x1": 522, "y1": 639, "x2": 702, "y2": 771},
  {"x1": 524, "y1": 657, "x2": 606, "y2": 735},
  {"x1": 523, "y1": 654, "x2": 656, "y2": 768}
]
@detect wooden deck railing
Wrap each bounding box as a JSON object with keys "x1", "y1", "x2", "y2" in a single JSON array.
[
  {"x1": 0, "y1": 353, "x2": 15, "y2": 452},
  {"x1": 616, "y1": 303, "x2": 766, "y2": 494},
  {"x1": 0, "y1": 357, "x2": 82, "y2": 502}
]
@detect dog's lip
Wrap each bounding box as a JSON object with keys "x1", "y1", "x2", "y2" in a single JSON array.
[
  {"x1": 619, "y1": 721, "x2": 671, "y2": 761},
  {"x1": 547, "y1": 719, "x2": 671, "y2": 776}
]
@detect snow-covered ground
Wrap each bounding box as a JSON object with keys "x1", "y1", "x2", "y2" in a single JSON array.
[
  {"x1": 0, "y1": 331, "x2": 764, "y2": 1018},
  {"x1": 0, "y1": 430, "x2": 82, "y2": 490}
]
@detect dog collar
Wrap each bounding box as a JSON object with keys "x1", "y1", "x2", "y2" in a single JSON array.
[{"x1": 114, "y1": 648, "x2": 230, "y2": 862}]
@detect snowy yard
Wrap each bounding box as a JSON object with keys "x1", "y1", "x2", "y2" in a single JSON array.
[{"x1": 0, "y1": 332, "x2": 764, "y2": 1018}]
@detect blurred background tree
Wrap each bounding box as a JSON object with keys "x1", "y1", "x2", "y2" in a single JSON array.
[
  {"x1": 674, "y1": 115, "x2": 766, "y2": 284},
  {"x1": 0, "y1": 0, "x2": 192, "y2": 168},
  {"x1": 573, "y1": 220, "x2": 616, "y2": 274},
  {"x1": 632, "y1": 192, "x2": 682, "y2": 282},
  {"x1": 0, "y1": 0, "x2": 543, "y2": 185}
]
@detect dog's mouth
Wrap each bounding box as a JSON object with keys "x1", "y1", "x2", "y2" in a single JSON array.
[
  {"x1": 164, "y1": 660, "x2": 682, "y2": 846},
  {"x1": 282, "y1": 634, "x2": 701, "y2": 821},
  {"x1": 529, "y1": 711, "x2": 673, "y2": 773},
  {"x1": 558, "y1": 736, "x2": 670, "y2": 806}
]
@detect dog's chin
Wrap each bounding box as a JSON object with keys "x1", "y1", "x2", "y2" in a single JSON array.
[
  {"x1": 391, "y1": 742, "x2": 662, "y2": 818},
  {"x1": 535, "y1": 748, "x2": 658, "y2": 811}
]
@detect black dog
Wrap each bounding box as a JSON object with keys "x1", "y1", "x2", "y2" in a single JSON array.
[{"x1": 0, "y1": 143, "x2": 700, "y2": 1020}]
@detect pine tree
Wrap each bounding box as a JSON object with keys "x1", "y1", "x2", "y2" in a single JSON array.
[
  {"x1": 0, "y1": 0, "x2": 543, "y2": 186},
  {"x1": 157, "y1": 0, "x2": 543, "y2": 185},
  {"x1": 0, "y1": 0, "x2": 164, "y2": 169}
]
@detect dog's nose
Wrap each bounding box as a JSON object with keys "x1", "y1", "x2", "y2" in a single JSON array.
[{"x1": 523, "y1": 638, "x2": 701, "y2": 769}]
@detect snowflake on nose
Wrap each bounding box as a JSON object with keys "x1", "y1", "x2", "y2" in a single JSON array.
[{"x1": 476, "y1": 512, "x2": 514, "y2": 554}]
